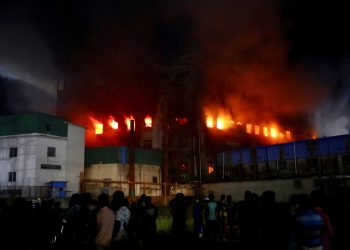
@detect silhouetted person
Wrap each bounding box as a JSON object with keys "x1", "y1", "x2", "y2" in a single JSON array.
[
  {"x1": 192, "y1": 198, "x2": 204, "y2": 239},
  {"x1": 95, "y1": 192, "x2": 115, "y2": 250},
  {"x1": 169, "y1": 192, "x2": 190, "y2": 240},
  {"x1": 203, "y1": 193, "x2": 218, "y2": 242},
  {"x1": 259, "y1": 190, "x2": 289, "y2": 250}
]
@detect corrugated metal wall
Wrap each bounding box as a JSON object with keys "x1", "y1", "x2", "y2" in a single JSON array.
[{"x1": 218, "y1": 134, "x2": 350, "y2": 166}]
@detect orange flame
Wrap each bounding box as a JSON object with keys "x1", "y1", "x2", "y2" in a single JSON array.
[
  {"x1": 89, "y1": 117, "x2": 103, "y2": 135},
  {"x1": 203, "y1": 106, "x2": 293, "y2": 141},
  {"x1": 270, "y1": 127, "x2": 278, "y2": 137},
  {"x1": 144, "y1": 115, "x2": 152, "y2": 128},
  {"x1": 206, "y1": 116, "x2": 214, "y2": 128},
  {"x1": 255, "y1": 125, "x2": 260, "y2": 135},
  {"x1": 208, "y1": 163, "x2": 214, "y2": 174},
  {"x1": 246, "y1": 123, "x2": 252, "y2": 134},
  {"x1": 125, "y1": 115, "x2": 135, "y2": 131},
  {"x1": 108, "y1": 115, "x2": 119, "y2": 129}
]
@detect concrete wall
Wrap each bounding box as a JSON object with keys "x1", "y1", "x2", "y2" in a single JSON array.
[
  {"x1": 0, "y1": 135, "x2": 38, "y2": 186},
  {"x1": 84, "y1": 163, "x2": 162, "y2": 197},
  {"x1": 201, "y1": 177, "x2": 318, "y2": 203},
  {"x1": 0, "y1": 123, "x2": 85, "y2": 196},
  {"x1": 65, "y1": 123, "x2": 85, "y2": 194}
]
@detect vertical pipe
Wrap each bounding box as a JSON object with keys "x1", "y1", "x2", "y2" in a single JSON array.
[
  {"x1": 222, "y1": 152, "x2": 225, "y2": 179},
  {"x1": 128, "y1": 120, "x2": 135, "y2": 197},
  {"x1": 294, "y1": 142, "x2": 298, "y2": 175}
]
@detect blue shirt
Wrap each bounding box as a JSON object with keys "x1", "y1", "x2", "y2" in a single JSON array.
[{"x1": 295, "y1": 209, "x2": 324, "y2": 247}]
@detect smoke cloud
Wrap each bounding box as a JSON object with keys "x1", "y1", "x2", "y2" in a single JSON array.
[{"x1": 0, "y1": 0, "x2": 349, "y2": 137}]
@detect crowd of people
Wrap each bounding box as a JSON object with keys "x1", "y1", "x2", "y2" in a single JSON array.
[
  {"x1": 0, "y1": 191, "x2": 158, "y2": 250},
  {"x1": 168, "y1": 189, "x2": 349, "y2": 250},
  {"x1": 0, "y1": 188, "x2": 349, "y2": 250}
]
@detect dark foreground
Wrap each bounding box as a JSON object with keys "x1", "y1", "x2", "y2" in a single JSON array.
[{"x1": 124, "y1": 233, "x2": 241, "y2": 249}]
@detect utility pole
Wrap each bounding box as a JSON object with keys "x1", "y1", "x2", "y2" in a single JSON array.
[
  {"x1": 128, "y1": 119, "x2": 135, "y2": 197},
  {"x1": 160, "y1": 95, "x2": 170, "y2": 197}
]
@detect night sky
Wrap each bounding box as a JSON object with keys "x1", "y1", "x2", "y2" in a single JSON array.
[{"x1": 0, "y1": 0, "x2": 349, "y2": 137}]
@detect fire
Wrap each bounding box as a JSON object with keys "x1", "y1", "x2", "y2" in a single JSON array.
[
  {"x1": 144, "y1": 115, "x2": 152, "y2": 128},
  {"x1": 204, "y1": 107, "x2": 293, "y2": 141},
  {"x1": 89, "y1": 117, "x2": 103, "y2": 135},
  {"x1": 263, "y1": 126, "x2": 268, "y2": 137},
  {"x1": 125, "y1": 115, "x2": 135, "y2": 131},
  {"x1": 108, "y1": 115, "x2": 119, "y2": 129},
  {"x1": 270, "y1": 127, "x2": 278, "y2": 137},
  {"x1": 255, "y1": 125, "x2": 260, "y2": 135},
  {"x1": 206, "y1": 116, "x2": 214, "y2": 128},
  {"x1": 246, "y1": 123, "x2": 252, "y2": 134},
  {"x1": 208, "y1": 163, "x2": 214, "y2": 174}
]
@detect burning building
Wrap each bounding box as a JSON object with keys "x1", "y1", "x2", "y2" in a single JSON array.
[{"x1": 56, "y1": 51, "x2": 317, "y2": 187}]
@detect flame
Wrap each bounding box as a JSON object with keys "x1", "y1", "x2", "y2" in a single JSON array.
[
  {"x1": 206, "y1": 116, "x2": 214, "y2": 128},
  {"x1": 263, "y1": 126, "x2": 268, "y2": 137},
  {"x1": 246, "y1": 123, "x2": 252, "y2": 134},
  {"x1": 125, "y1": 115, "x2": 135, "y2": 131},
  {"x1": 144, "y1": 115, "x2": 152, "y2": 128},
  {"x1": 216, "y1": 112, "x2": 232, "y2": 129},
  {"x1": 108, "y1": 115, "x2": 119, "y2": 129},
  {"x1": 255, "y1": 125, "x2": 260, "y2": 135},
  {"x1": 286, "y1": 131, "x2": 291, "y2": 139},
  {"x1": 203, "y1": 106, "x2": 294, "y2": 141},
  {"x1": 89, "y1": 117, "x2": 103, "y2": 135},
  {"x1": 208, "y1": 163, "x2": 214, "y2": 174},
  {"x1": 270, "y1": 127, "x2": 278, "y2": 137}
]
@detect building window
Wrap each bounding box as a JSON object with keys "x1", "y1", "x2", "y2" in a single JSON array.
[
  {"x1": 41, "y1": 164, "x2": 61, "y2": 170},
  {"x1": 8, "y1": 172, "x2": 16, "y2": 182},
  {"x1": 9, "y1": 147, "x2": 17, "y2": 158},
  {"x1": 47, "y1": 147, "x2": 56, "y2": 157}
]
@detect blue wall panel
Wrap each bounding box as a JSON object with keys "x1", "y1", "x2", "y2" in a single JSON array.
[
  {"x1": 328, "y1": 136, "x2": 346, "y2": 154},
  {"x1": 242, "y1": 148, "x2": 251, "y2": 164},
  {"x1": 295, "y1": 141, "x2": 310, "y2": 158},
  {"x1": 283, "y1": 143, "x2": 295, "y2": 160},
  {"x1": 217, "y1": 134, "x2": 349, "y2": 166},
  {"x1": 232, "y1": 151, "x2": 241, "y2": 165},
  {"x1": 267, "y1": 145, "x2": 280, "y2": 161},
  {"x1": 317, "y1": 138, "x2": 329, "y2": 156},
  {"x1": 256, "y1": 146, "x2": 267, "y2": 162}
]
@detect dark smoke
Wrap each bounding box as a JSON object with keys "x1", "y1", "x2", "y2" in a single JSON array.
[{"x1": 0, "y1": 0, "x2": 349, "y2": 137}]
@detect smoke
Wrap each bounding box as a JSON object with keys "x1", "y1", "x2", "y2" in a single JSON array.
[
  {"x1": 313, "y1": 58, "x2": 350, "y2": 136},
  {"x1": 0, "y1": 0, "x2": 349, "y2": 138},
  {"x1": 182, "y1": 0, "x2": 348, "y2": 137},
  {"x1": 186, "y1": 1, "x2": 323, "y2": 121},
  {"x1": 0, "y1": 4, "x2": 60, "y2": 95}
]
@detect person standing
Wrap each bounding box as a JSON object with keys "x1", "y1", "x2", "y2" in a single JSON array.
[
  {"x1": 95, "y1": 193, "x2": 115, "y2": 250},
  {"x1": 169, "y1": 192, "x2": 191, "y2": 240},
  {"x1": 294, "y1": 194, "x2": 324, "y2": 250},
  {"x1": 204, "y1": 193, "x2": 218, "y2": 242},
  {"x1": 192, "y1": 198, "x2": 204, "y2": 239}
]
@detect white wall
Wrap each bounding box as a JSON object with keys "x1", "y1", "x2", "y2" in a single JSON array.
[
  {"x1": 36, "y1": 135, "x2": 67, "y2": 185},
  {"x1": 0, "y1": 135, "x2": 37, "y2": 186},
  {"x1": 0, "y1": 123, "x2": 85, "y2": 196},
  {"x1": 65, "y1": 123, "x2": 85, "y2": 194}
]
